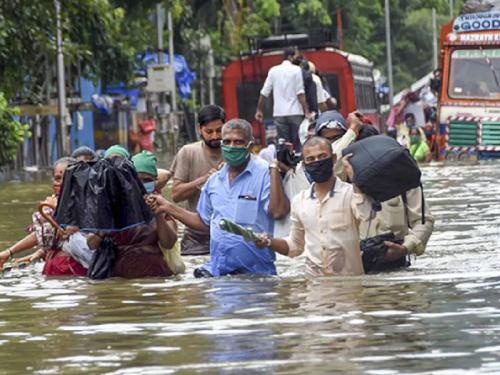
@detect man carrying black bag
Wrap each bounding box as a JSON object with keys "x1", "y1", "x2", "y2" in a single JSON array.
[{"x1": 344, "y1": 131, "x2": 435, "y2": 272}]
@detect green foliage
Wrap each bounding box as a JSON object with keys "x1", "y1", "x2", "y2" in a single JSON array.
[
  {"x1": 0, "y1": 93, "x2": 30, "y2": 167},
  {"x1": 0, "y1": 0, "x2": 466, "y2": 105}
]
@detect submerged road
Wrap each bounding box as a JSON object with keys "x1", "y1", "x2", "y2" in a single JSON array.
[{"x1": 1, "y1": 161, "x2": 500, "y2": 374}]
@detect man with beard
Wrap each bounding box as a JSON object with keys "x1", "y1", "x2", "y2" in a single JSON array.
[
  {"x1": 255, "y1": 136, "x2": 371, "y2": 277},
  {"x1": 171, "y1": 105, "x2": 225, "y2": 255}
]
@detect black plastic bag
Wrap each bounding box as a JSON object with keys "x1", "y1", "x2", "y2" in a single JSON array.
[
  {"x1": 55, "y1": 158, "x2": 152, "y2": 232},
  {"x1": 342, "y1": 135, "x2": 421, "y2": 203},
  {"x1": 87, "y1": 236, "x2": 116, "y2": 279},
  {"x1": 361, "y1": 233, "x2": 409, "y2": 273}
]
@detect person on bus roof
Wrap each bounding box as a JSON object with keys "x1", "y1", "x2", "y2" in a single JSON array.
[{"x1": 255, "y1": 47, "x2": 311, "y2": 151}]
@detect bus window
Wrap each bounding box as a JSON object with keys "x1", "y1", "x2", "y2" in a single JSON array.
[
  {"x1": 352, "y1": 63, "x2": 377, "y2": 112},
  {"x1": 320, "y1": 73, "x2": 341, "y2": 110}
]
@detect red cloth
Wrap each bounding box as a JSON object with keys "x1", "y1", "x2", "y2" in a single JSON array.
[
  {"x1": 138, "y1": 118, "x2": 156, "y2": 152},
  {"x1": 111, "y1": 222, "x2": 173, "y2": 278},
  {"x1": 42, "y1": 249, "x2": 87, "y2": 277}
]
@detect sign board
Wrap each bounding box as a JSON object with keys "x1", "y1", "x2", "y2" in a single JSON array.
[
  {"x1": 447, "y1": 32, "x2": 500, "y2": 44},
  {"x1": 453, "y1": 11, "x2": 500, "y2": 33},
  {"x1": 146, "y1": 64, "x2": 175, "y2": 93}
]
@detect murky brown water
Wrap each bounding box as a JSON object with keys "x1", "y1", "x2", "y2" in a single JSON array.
[{"x1": 1, "y1": 162, "x2": 500, "y2": 374}]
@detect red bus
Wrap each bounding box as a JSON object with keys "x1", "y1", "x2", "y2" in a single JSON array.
[{"x1": 222, "y1": 41, "x2": 380, "y2": 145}]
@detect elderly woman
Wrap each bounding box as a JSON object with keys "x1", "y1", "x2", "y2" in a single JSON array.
[{"x1": 0, "y1": 157, "x2": 88, "y2": 276}]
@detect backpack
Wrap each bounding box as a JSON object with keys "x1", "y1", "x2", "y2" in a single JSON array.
[{"x1": 342, "y1": 135, "x2": 422, "y2": 203}]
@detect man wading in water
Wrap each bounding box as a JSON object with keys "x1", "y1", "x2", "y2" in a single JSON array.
[
  {"x1": 148, "y1": 119, "x2": 289, "y2": 277},
  {"x1": 255, "y1": 136, "x2": 372, "y2": 277},
  {"x1": 170, "y1": 105, "x2": 225, "y2": 256}
]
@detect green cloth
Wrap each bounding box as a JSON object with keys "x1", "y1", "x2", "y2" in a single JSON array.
[
  {"x1": 104, "y1": 145, "x2": 130, "y2": 159},
  {"x1": 132, "y1": 151, "x2": 158, "y2": 177},
  {"x1": 410, "y1": 141, "x2": 430, "y2": 162}
]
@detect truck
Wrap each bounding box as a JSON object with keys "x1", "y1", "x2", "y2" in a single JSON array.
[{"x1": 437, "y1": 7, "x2": 500, "y2": 159}]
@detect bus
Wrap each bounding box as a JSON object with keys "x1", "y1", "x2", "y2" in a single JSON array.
[{"x1": 221, "y1": 34, "x2": 380, "y2": 146}]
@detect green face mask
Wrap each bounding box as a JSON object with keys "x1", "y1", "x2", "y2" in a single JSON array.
[
  {"x1": 410, "y1": 135, "x2": 420, "y2": 145},
  {"x1": 221, "y1": 144, "x2": 250, "y2": 167}
]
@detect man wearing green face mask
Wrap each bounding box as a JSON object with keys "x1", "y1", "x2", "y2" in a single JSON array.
[
  {"x1": 409, "y1": 127, "x2": 431, "y2": 162},
  {"x1": 146, "y1": 119, "x2": 290, "y2": 277}
]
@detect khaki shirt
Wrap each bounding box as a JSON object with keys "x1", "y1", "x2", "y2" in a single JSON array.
[
  {"x1": 358, "y1": 187, "x2": 434, "y2": 256},
  {"x1": 171, "y1": 141, "x2": 222, "y2": 212},
  {"x1": 285, "y1": 179, "x2": 372, "y2": 276},
  {"x1": 332, "y1": 129, "x2": 357, "y2": 181}
]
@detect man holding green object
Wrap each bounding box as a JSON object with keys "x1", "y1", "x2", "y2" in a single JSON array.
[{"x1": 147, "y1": 119, "x2": 290, "y2": 277}]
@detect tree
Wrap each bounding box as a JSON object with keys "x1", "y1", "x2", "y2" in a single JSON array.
[{"x1": 0, "y1": 93, "x2": 30, "y2": 167}]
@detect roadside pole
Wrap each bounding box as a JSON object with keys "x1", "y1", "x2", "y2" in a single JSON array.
[
  {"x1": 55, "y1": 0, "x2": 68, "y2": 156},
  {"x1": 384, "y1": 0, "x2": 394, "y2": 110},
  {"x1": 432, "y1": 8, "x2": 438, "y2": 70},
  {"x1": 167, "y1": 10, "x2": 178, "y2": 151},
  {"x1": 156, "y1": 3, "x2": 167, "y2": 152},
  {"x1": 449, "y1": 0, "x2": 454, "y2": 19}
]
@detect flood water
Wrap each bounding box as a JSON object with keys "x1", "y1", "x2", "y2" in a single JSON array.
[{"x1": 1, "y1": 162, "x2": 500, "y2": 374}]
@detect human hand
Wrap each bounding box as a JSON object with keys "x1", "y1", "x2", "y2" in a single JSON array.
[
  {"x1": 146, "y1": 194, "x2": 173, "y2": 216},
  {"x1": 347, "y1": 111, "x2": 364, "y2": 132},
  {"x1": 383, "y1": 241, "x2": 408, "y2": 261},
  {"x1": 254, "y1": 232, "x2": 272, "y2": 249},
  {"x1": 255, "y1": 110, "x2": 264, "y2": 122},
  {"x1": 342, "y1": 153, "x2": 354, "y2": 181}
]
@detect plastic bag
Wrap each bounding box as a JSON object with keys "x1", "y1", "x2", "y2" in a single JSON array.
[
  {"x1": 87, "y1": 236, "x2": 116, "y2": 279},
  {"x1": 55, "y1": 158, "x2": 152, "y2": 232}
]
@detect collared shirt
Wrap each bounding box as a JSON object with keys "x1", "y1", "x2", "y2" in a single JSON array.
[
  {"x1": 312, "y1": 73, "x2": 326, "y2": 104},
  {"x1": 285, "y1": 179, "x2": 372, "y2": 277},
  {"x1": 197, "y1": 157, "x2": 276, "y2": 276},
  {"x1": 260, "y1": 60, "x2": 305, "y2": 117}
]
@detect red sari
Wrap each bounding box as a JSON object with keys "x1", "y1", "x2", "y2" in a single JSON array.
[{"x1": 42, "y1": 249, "x2": 87, "y2": 277}]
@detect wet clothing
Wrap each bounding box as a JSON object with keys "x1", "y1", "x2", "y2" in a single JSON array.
[
  {"x1": 172, "y1": 140, "x2": 222, "y2": 255},
  {"x1": 260, "y1": 60, "x2": 305, "y2": 117},
  {"x1": 284, "y1": 179, "x2": 371, "y2": 277},
  {"x1": 359, "y1": 186, "x2": 434, "y2": 256},
  {"x1": 111, "y1": 221, "x2": 173, "y2": 278},
  {"x1": 197, "y1": 157, "x2": 276, "y2": 277},
  {"x1": 43, "y1": 249, "x2": 87, "y2": 277}
]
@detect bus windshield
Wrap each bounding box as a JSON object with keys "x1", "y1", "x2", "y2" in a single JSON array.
[{"x1": 449, "y1": 48, "x2": 500, "y2": 100}]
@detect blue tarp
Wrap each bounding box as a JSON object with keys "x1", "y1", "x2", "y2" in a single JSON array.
[{"x1": 138, "y1": 53, "x2": 196, "y2": 99}]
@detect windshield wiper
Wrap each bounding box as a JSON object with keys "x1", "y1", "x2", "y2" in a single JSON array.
[{"x1": 480, "y1": 46, "x2": 500, "y2": 89}]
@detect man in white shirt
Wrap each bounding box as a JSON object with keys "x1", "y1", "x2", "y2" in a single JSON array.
[
  {"x1": 255, "y1": 47, "x2": 311, "y2": 151},
  {"x1": 256, "y1": 136, "x2": 371, "y2": 277}
]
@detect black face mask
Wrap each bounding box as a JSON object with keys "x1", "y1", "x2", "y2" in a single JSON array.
[
  {"x1": 304, "y1": 157, "x2": 334, "y2": 183},
  {"x1": 202, "y1": 136, "x2": 221, "y2": 149}
]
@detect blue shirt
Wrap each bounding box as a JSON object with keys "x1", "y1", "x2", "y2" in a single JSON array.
[{"x1": 197, "y1": 157, "x2": 276, "y2": 276}]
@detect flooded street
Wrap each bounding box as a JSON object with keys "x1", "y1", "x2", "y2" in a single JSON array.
[{"x1": 1, "y1": 162, "x2": 500, "y2": 374}]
